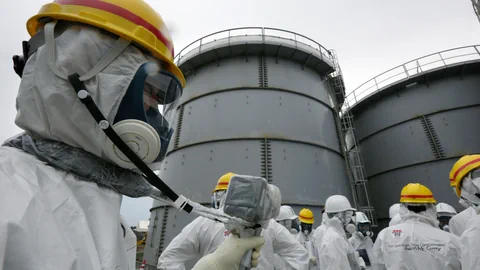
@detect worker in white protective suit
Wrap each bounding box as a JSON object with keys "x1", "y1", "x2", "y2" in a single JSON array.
[
  {"x1": 449, "y1": 155, "x2": 480, "y2": 269},
  {"x1": 158, "y1": 173, "x2": 309, "y2": 269},
  {"x1": 388, "y1": 203, "x2": 402, "y2": 226},
  {"x1": 436, "y1": 202, "x2": 457, "y2": 232},
  {"x1": 318, "y1": 195, "x2": 361, "y2": 270},
  {"x1": 447, "y1": 163, "x2": 477, "y2": 237},
  {"x1": 295, "y1": 208, "x2": 319, "y2": 270},
  {"x1": 349, "y1": 212, "x2": 374, "y2": 269},
  {"x1": 1, "y1": 1, "x2": 192, "y2": 269},
  {"x1": 121, "y1": 216, "x2": 138, "y2": 270},
  {"x1": 371, "y1": 183, "x2": 461, "y2": 270},
  {"x1": 274, "y1": 205, "x2": 302, "y2": 269},
  {"x1": 449, "y1": 204, "x2": 476, "y2": 237},
  {"x1": 312, "y1": 208, "x2": 329, "y2": 262},
  {"x1": 276, "y1": 205, "x2": 301, "y2": 234}
]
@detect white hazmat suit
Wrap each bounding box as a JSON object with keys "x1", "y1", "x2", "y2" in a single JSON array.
[
  {"x1": 349, "y1": 233, "x2": 373, "y2": 269},
  {"x1": 121, "y1": 216, "x2": 138, "y2": 270},
  {"x1": 388, "y1": 214, "x2": 402, "y2": 226},
  {"x1": 312, "y1": 213, "x2": 328, "y2": 267},
  {"x1": 158, "y1": 217, "x2": 309, "y2": 269},
  {"x1": 296, "y1": 232, "x2": 319, "y2": 270},
  {"x1": 0, "y1": 23, "x2": 160, "y2": 269},
  {"x1": 459, "y1": 211, "x2": 480, "y2": 269},
  {"x1": 318, "y1": 218, "x2": 359, "y2": 270},
  {"x1": 371, "y1": 205, "x2": 462, "y2": 270},
  {"x1": 449, "y1": 207, "x2": 476, "y2": 237}
]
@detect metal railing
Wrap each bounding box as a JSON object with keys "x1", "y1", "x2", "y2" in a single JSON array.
[
  {"x1": 174, "y1": 27, "x2": 332, "y2": 65},
  {"x1": 473, "y1": 0, "x2": 480, "y2": 23},
  {"x1": 344, "y1": 45, "x2": 480, "y2": 110}
]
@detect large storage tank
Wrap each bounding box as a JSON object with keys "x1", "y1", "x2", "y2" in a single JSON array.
[
  {"x1": 143, "y1": 27, "x2": 353, "y2": 268},
  {"x1": 346, "y1": 45, "x2": 480, "y2": 228}
]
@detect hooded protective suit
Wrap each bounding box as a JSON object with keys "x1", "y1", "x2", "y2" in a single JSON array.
[
  {"x1": 312, "y1": 213, "x2": 328, "y2": 267},
  {"x1": 349, "y1": 233, "x2": 374, "y2": 267},
  {"x1": 295, "y1": 233, "x2": 319, "y2": 270},
  {"x1": 0, "y1": 24, "x2": 161, "y2": 270},
  {"x1": 318, "y1": 218, "x2": 360, "y2": 270},
  {"x1": 158, "y1": 218, "x2": 309, "y2": 269},
  {"x1": 371, "y1": 205, "x2": 462, "y2": 270},
  {"x1": 313, "y1": 213, "x2": 328, "y2": 243},
  {"x1": 388, "y1": 214, "x2": 402, "y2": 226},
  {"x1": 121, "y1": 216, "x2": 138, "y2": 270},
  {"x1": 449, "y1": 207, "x2": 476, "y2": 237},
  {"x1": 460, "y1": 211, "x2": 480, "y2": 269}
]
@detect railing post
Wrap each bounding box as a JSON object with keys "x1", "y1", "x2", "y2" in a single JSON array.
[
  {"x1": 402, "y1": 64, "x2": 409, "y2": 78},
  {"x1": 199, "y1": 39, "x2": 203, "y2": 52},
  {"x1": 228, "y1": 30, "x2": 231, "y2": 45},
  {"x1": 416, "y1": 61, "x2": 422, "y2": 73},
  {"x1": 474, "y1": 46, "x2": 480, "y2": 57},
  {"x1": 373, "y1": 78, "x2": 379, "y2": 90},
  {"x1": 261, "y1": 28, "x2": 265, "y2": 43},
  {"x1": 439, "y1": 53, "x2": 447, "y2": 66}
]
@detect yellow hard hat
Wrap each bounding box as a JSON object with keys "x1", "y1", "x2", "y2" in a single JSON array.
[
  {"x1": 213, "y1": 172, "x2": 235, "y2": 193},
  {"x1": 26, "y1": 0, "x2": 185, "y2": 88},
  {"x1": 450, "y1": 155, "x2": 480, "y2": 197},
  {"x1": 400, "y1": 183, "x2": 436, "y2": 204},
  {"x1": 298, "y1": 208, "x2": 314, "y2": 224}
]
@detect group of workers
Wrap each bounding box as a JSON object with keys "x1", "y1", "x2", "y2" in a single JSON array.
[
  {"x1": 160, "y1": 154, "x2": 480, "y2": 270},
  {"x1": 2, "y1": 0, "x2": 480, "y2": 269}
]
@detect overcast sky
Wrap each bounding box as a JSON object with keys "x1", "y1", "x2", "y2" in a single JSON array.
[{"x1": 1, "y1": 0, "x2": 479, "y2": 226}]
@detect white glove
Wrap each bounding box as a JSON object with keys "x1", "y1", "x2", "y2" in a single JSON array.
[
  {"x1": 309, "y1": 256, "x2": 317, "y2": 266},
  {"x1": 192, "y1": 234, "x2": 265, "y2": 270},
  {"x1": 358, "y1": 256, "x2": 366, "y2": 269}
]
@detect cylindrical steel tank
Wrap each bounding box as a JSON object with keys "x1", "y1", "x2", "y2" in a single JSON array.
[
  {"x1": 143, "y1": 27, "x2": 352, "y2": 268},
  {"x1": 346, "y1": 45, "x2": 480, "y2": 229}
]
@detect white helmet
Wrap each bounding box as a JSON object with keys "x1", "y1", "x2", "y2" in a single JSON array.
[
  {"x1": 436, "y1": 202, "x2": 457, "y2": 216},
  {"x1": 275, "y1": 205, "x2": 298, "y2": 221},
  {"x1": 325, "y1": 195, "x2": 355, "y2": 213},
  {"x1": 352, "y1": 211, "x2": 370, "y2": 225},
  {"x1": 389, "y1": 203, "x2": 401, "y2": 219},
  {"x1": 352, "y1": 211, "x2": 374, "y2": 237}
]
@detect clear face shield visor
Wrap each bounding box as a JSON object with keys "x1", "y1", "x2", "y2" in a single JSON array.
[
  {"x1": 114, "y1": 62, "x2": 183, "y2": 165},
  {"x1": 357, "y1": 222, "x2": 372, "y2": 237},
  {"x1": 459, "y1": 168, "x2": 480, "y2": 207},
  {"x1": 278, "y1": 218, "x2": 300, "y2": 233}
]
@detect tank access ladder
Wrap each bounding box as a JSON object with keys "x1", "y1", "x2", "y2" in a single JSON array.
[{"x1": 328, "y1": 50, "x2": 377, "y2": 226}]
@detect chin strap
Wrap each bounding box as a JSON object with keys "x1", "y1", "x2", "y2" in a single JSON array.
[{"x1": 68, "y1": 73, "x2": 192, "y2": 213}]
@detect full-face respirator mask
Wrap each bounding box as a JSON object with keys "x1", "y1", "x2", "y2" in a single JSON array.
[
  {"x1": 356, "y1": 222, "x2": 373, "y2": 237},
  {"x1": 300, "y1": 222, "x2": 313, "y2": 235}
]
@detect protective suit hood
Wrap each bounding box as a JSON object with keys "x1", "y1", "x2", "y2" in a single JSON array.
[
  {"x1": 321, "y1": 212, "x2": 328, "y2": 225},
  {"x1": 325, "y1": 217, "x2": 347, "y2": 238},
  {"x1": 389, "y1": 214, "x2": 402, "y2": 226},
  {"x1": 399, "y1": 204, "x2": 439, "y2": 228},
  {"x1": 15, "y1": 24, "x2": 150, "y2": 160}
]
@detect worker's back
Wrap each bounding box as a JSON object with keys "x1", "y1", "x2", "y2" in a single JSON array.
[{"x1": 371, "y1": 215, "x2": 461, "y2": 270}]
